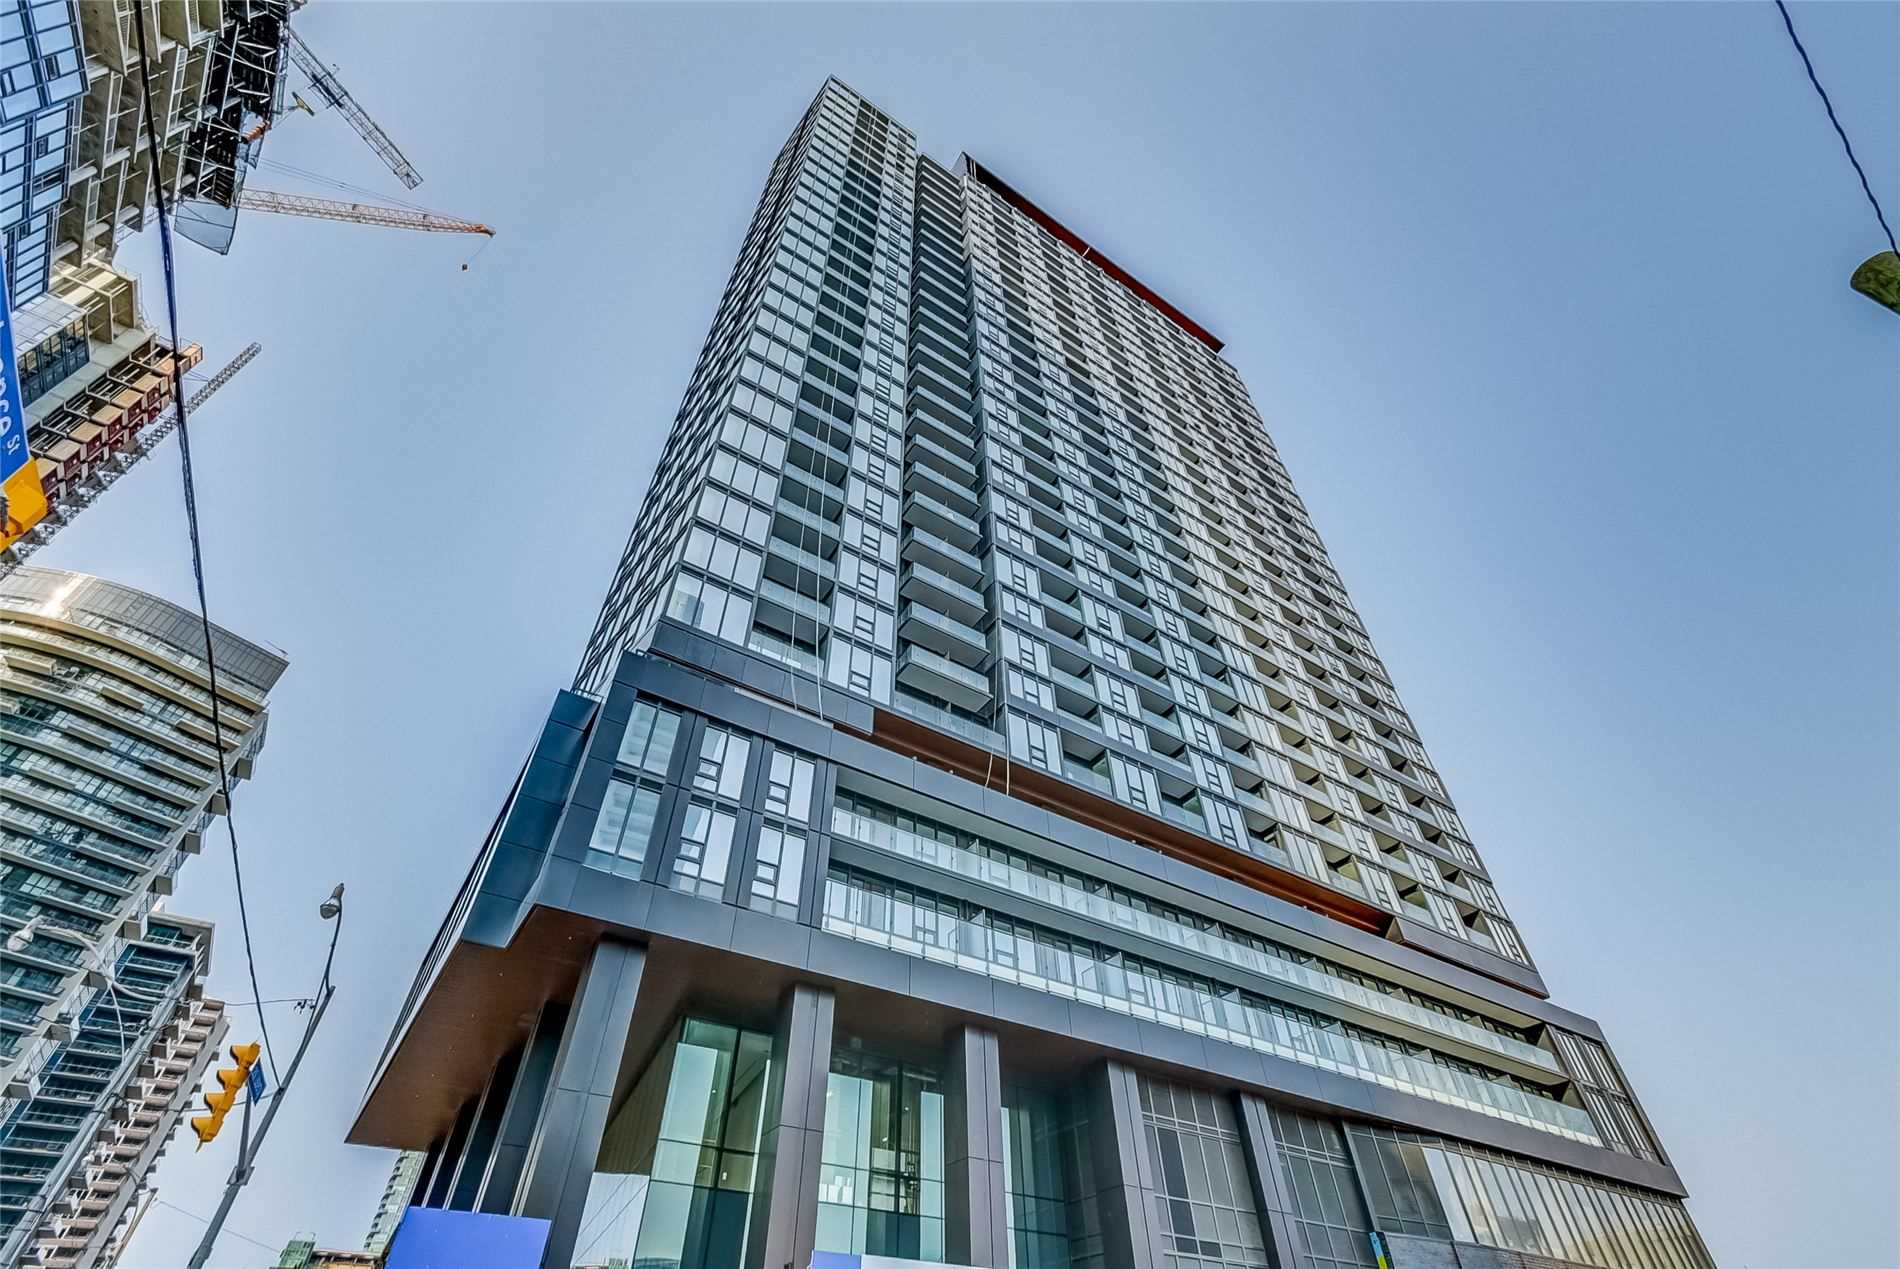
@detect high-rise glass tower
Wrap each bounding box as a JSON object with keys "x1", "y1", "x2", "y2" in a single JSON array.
[
  {"x1": 355, "y1": 80, "x2": 1711, "y2": 1269},
  {"x1": 0, "y1": 566, "x2": 285, "y2": 1256},
  {"x1": 363, "y1": 1150, "x2": 427, "y2": 1257}
]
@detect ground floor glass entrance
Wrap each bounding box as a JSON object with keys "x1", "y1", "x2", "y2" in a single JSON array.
[{"x1": 569, "y1": 1018, "x2": 773, "y2": 1269}]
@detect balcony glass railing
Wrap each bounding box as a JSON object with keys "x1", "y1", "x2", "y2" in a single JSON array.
[
  {"x1": 3, "y1": 837, "x2": 137, "y2": 891},
  {"x1": 899, "y1": 604, "x2": 988, "y2": 653},
  {"x1": 902, "y1": 563, "x2": 986, "y2": 615},
  {"x1": 822, "y1": 868, "x2": 1587, "y2": 1144},
  {"x1": 828, "y1": 807, "x2": 1559, "y2": 1074},
  {"x1": 902, "y1": 527, "x2": 984, "y2": 582},
  {"x1": 897, "y1": 645, "x2": 989, "y2": 696},
  {"x1": 891, "y1": 691, "x2": 1002, "y2": 751}
]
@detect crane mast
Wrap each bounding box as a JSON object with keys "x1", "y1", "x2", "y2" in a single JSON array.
[{"x1": 283, "y1": 28, "x2": 423, "y2": 190}]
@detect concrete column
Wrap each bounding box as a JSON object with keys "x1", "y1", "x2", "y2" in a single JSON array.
[
  {"x1": 413, "y1": 1135, "x2": 446, "y2": 1210},
  {"x1": 475, "y1": 1001, "x2": 567, "y2": 1215},
  {"x1": 513, "y1": 939, "x2": 646, "y2": 1268},
  {"x1": 1236, "y1": 1094, "x2": 1311, "y2": 1269},
  {"x1": 1080, "y1": 1061, "x2": 1168, "y2": 1269},
  {"x1": 743, "y1": 983, "x2": 835, "y2": 1269},
  {"x1": 447, "y1": 1044, "x2": 522, "y2": 1211},
  {"x1": 423, "y1": 1098, "x2": 477, "y2": 1208},
  {"x1": 944, "y1": 1026, "x2": 1009, "y2": 1268}
]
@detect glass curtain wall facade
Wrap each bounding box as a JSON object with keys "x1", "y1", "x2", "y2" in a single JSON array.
[
  {"x1": 571, "y1": 1019, "x2": 774, "y2": 1269},
  {"x1": 818, "y1": 1051, "x2": 946, "y2": 1259},
  {"x1": 1000, "y1": 1084, "x2": 1088, "y2": 1269},
  {"x1": 0, "y1": 567, "x2": 284, "y2": 1248},
  {"x1": 355, "y1": 78, "x2": 1713, "y2": 1269},
  {"x1": 0, "y1": 0, "x2": 84, "y2": 307}
]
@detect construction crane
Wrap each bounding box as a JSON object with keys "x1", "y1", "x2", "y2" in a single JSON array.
[
  {"x1": 0, "y1": 346, "x2": 262, "y2": 573},
  {"x1": 237, "y1": 189, "x2": 493, "y2": 236},
  {"x1": 282, "y1": 28, "x2": 423, "y2": 190}
]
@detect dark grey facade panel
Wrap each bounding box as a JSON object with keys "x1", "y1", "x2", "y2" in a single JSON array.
[
  {"x1": 745, "y1": 984, "x2": 835, "y2": 1269},
  {"x1": 513, "y1": 939, "x2": 646, "y2": 1267}
]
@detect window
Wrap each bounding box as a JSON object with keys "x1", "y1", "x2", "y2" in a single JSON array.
[
  {"x1": 671, "y1": 803, "x2": 736, "y2": 900},
  {"x1": 763, "y1": 751, "x2": 816, "y2": 822},
  {"x1": 568, "y1": 1019, "x2": 774, "y2": 1269},
  {"x1": 1001, "y1": 1084, "x2": 1083, "y2": 1269},
  {"x1": 817, "y1": 1051, "x2": 946, "y2": 1259},
  {"x1": 667, "y1": 574, "x2": 755, "y2": 644},
  {"x1": 616, "y1": 702, "x2": 682, "y2": 774},
  {"x1": 1271, "y1": 1107, "x2": 1375, "y2": 1269},
  {"x1": 694, "y1": 728, "x2": 751, "y2": 799},
  {"x1": 585, "y1": 780, "x2": 662, "y2": 879},
  {"x1": 1140, "y1": 1076, "x2": 1271, "y2": 1269},
  {"x1": 749, "y1": 825, "x2": 806, "y2": 919}
]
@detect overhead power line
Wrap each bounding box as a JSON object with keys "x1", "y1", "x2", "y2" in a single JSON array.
[
  {"x1": 1773, "y1": 0, "x2": 1896, "y2": 256},
  {"x1": 128, "y1": 8, "x2": 281, "y2": 1087}
]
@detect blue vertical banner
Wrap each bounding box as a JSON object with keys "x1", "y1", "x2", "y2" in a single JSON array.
[{"x1": 0, "y1": 257, "x2": 48, "y2": 552}]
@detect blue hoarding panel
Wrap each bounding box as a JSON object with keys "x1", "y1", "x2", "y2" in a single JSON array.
[
  {"x1": 811, "y1": 1254, "x2": 862, "y2": 1269},
  {"x1": 384, "y1": 1207, "x2": 551, "y2": 1269}
]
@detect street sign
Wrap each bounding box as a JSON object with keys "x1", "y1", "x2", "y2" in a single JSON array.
[{"x1": 246, "y1": 1065, "x2": 265, "y2": 1103}]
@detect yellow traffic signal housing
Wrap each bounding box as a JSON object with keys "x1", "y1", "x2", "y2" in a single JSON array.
[
  {"x1": 189, "y1": 1042, "x2": 261, "y2": 1148},
  {"x1": 1851, "y1": 251, "x2": 1900, "y2": 315}
]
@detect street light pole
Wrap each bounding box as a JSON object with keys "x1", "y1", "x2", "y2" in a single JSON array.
[{"x1": 185, "y1": 884, "x2": 344, "y2": 1269}]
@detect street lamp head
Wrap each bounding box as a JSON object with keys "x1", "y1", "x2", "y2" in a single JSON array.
[
  {"x1": 5, "y1": 914, "x2": 44, "y2": 952},
  {"x1": 319, "y1": 883, "x2": 345, "y2": 921}
]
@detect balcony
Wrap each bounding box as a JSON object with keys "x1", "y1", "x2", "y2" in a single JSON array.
[
  {"x1": 750, "y1": 580, "x2": 829, "y2": 642},
  {"x1": 899, "y1": 563, "x2": 987, "y2": 628},
  {"x1": 1159, "y1": 799, "x2": 1207, "y2": 833},
  {"x1": 904, "y1": 461, "x2": 981, "y2": 521},
  {"x1": 901, "y1": 527, "x2": 983, "y2": 587},
  {"x1": 896, "y1": 645, "x2": 992, "y2": 712},
  {"x1": 905, "y1": 432, "x2": 980, "y2": 485},
  {"x1": 902, "y1": 491, "x2": 982, "y2": 550},
  {"x1": 1042, "y1": 592, "x2": 1086, "y2": 637},
  {"x1": 2, "y1": 837, "x2": 139, "y2": 896},
  {"x1": 762, "y1": 537, "x2": 836, "y2": 595},
  {"x1": 897, "y1": 604, "x2": 988, "y2": 666},
  {"x1": 779, "y1": 464, "x2": 846, "y2": 520},
  {"x1": 906, "y1": 408, "x2": 979, "y2": 463},
  {"x1": 773, "y1": 498, "x2": 841, "y2": 544}
]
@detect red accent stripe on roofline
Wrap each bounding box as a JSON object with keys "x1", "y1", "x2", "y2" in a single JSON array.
[{"x1": 964, "y1": 156, "x2": 1224, "y2": 354}]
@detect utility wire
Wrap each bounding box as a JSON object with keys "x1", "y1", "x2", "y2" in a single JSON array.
[
  {"x1": 128, "y1": 12, "x2": 281, "y2": 1087},
  {"x1": 1774, "y1": 0, "x2": 1897, "y2": 256},
  {"x1": 151, "y1": 1201, "x2": 282, "y2": 1257}
]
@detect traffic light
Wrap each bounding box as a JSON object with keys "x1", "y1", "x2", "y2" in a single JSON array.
[{"x1": 190, "y1": 1042, "x2": 261, "y2": 1147}]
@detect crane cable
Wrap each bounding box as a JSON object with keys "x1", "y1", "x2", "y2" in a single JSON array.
[
  {"x1": 129, "y1": 12, "x2": 282, "y2": 1086},
  {"x1": 1773, "y1": 0, "x2": 1896, "y2": 257}
]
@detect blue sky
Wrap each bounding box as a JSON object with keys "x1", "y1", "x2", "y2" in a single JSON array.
[{"x1": 41, "y1": 4, "x2": 1894, "y2": 1266}]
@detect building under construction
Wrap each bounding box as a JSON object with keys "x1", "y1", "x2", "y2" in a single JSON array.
[
  {"x1": 3, "y1": 0, "x2": 491, "y2": 567},
  {"x1": 1, "y1": 262, "x2": 209, "y2": 572},
  {"x1": 58, "y1": 1, "x2": 289, "y2": 268},
  {"x1": 7, "y1": 919, "x2": 228, "y2": 1269}
]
